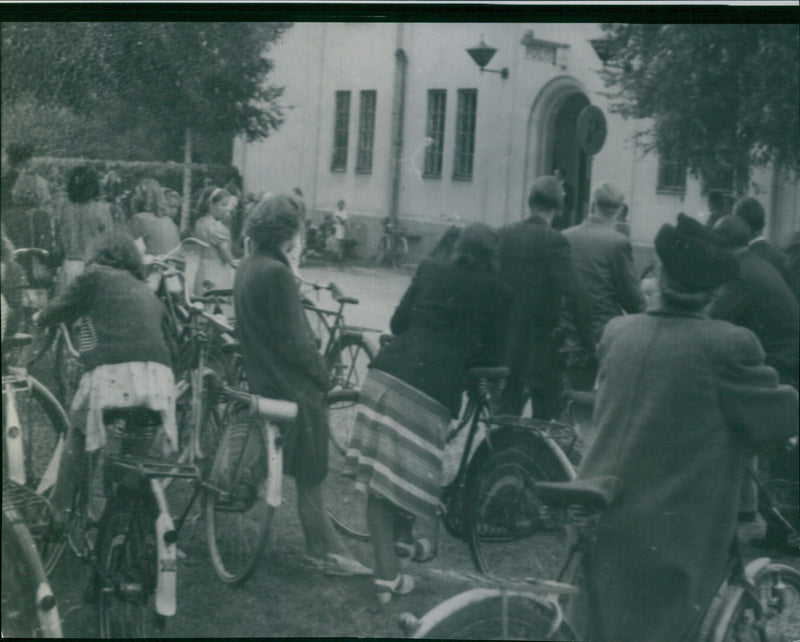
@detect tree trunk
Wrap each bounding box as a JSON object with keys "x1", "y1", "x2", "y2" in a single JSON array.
[{"x1": 181, "y1": 127, "x2": 193, "y2": 232}]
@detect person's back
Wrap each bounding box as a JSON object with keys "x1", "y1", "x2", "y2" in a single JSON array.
[
  {"x1": 129, "y1": 210, "x2": 180, "y2": 256},
  {"x1": 371, "y1": 257, "x2": 512, "y2": 416},
  {"x1": 563, "y1": 218, "x2": 644, "y2": 342},
  {"x1": 567, "y1": 213, "x2": 798, "y2": 642}
]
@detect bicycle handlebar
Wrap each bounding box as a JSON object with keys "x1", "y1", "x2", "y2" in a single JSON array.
[{"x1": 13, "y1": 248, "x2": 50, "y2": 261}]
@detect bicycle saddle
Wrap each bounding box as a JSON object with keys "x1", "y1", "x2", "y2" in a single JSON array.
[
  {"x1": 102, "y1": 407, "x2": 162, "y2": 428},
  {"x1": 466, "y1": 366, "x2": 509, "y2": 382},
  {"x1": 535, "y1": 475, "x2": 622, "y2": 510},
  {"x1": 4, "y1": 333, "x2": 33, "y2": 349}
]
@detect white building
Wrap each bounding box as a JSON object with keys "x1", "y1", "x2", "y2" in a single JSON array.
[{"x1": 234, "y1": 22, "x2": 799, "y2": 267}]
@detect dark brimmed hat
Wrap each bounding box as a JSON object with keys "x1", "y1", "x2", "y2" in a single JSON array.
[{"x1": 654, "y1": 213, "x2": 739, "y2": 292}]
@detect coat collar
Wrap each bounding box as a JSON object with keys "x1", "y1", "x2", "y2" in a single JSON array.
[
  {"x1": 524, "y1": 213, "x2": 550, "y2": 226},
  {"x1": 647, "y1": 303, "x2": 708, "y2": 320}
]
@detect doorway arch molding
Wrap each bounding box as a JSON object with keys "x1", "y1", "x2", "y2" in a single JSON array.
[{"x1": 521, "y1": 75, "x2": 590, "y2": 218}]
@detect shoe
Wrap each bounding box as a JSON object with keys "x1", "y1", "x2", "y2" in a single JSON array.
[
  {"x1": 323, "y1": 553, "x2": 372, "y2": 577},
  {"x1": 394, "y1": 538, "x2": 436, "y2": 567},
  {"x1": 300, "y1": 554, "x2": 326, "y2": 571},
  {"x1": 375, "y1": 573, "x2": 414, "y2": 604}
]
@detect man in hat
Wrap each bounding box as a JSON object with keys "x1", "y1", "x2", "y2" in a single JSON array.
[
  {"x1": 496, "y1": 176, "x2": 593, "y2": 419},
  {"x1": 566, "y1": 213, "x2": 798, "y2": 642},
  {"x1": 562, "y1": 181, "x2": 646, "y2": 389},
  {"x1": 732, "y1": 196, "x2": 795, "y2": 295}
]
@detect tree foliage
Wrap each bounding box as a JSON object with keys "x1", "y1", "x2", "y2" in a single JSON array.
[
  {"x1": 1, "y1": 22, "x2": 289, "y2": 159},
  {"x1": 598, "y1": 24, "x2": 800, "y2": 191}
]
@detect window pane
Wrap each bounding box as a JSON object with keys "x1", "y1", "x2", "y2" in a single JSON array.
[
  {"x1": 331, "y1": 91, "x2": 351, "y2": 172},
  {"x1": 424, "y1": 90, "x2": 446, "y2": 178},
  {"x1": 454, "y1": 89, "x2": 477, "y2": 179},
  {"x1": 657, "y1": 155, "x2": 686, "y2": 192},
  {"x1": 356, "y1": 90, "x2": 376, "y2": 173}
]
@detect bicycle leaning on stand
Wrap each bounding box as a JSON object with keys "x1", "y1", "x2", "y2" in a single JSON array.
[
  {"x1": 398, "y1": 475, "x2": 800, "y2": 641},
  {"x1": 323, "y1": 365, "x2": 582, "y2": 579}
]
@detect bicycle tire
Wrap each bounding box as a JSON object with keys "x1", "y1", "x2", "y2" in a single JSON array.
[
  {"x1": 1, "y1": 510, "x2": 63, "y2": 638},
  {"x1": 97, "y1": 501, "x2": 154, "y2": 638},
  {"x1": 407, "y1": 588, "x2": 560, "y2": 640},
  {"x1": 325, "y1": 389, "x2": 370, "y2": 542},
  {"x1": 205, "y1": 413, "x2": 272, "y2": 585},
  {"x1": 326, "y1": 334, "x2": 375, "y2": 399},
  {"x1": 466, "y1": 430, "x2": 573, "y2": 579},
  {"x1": 747, "y1": 561, "x2": 800, "y2": 642}
]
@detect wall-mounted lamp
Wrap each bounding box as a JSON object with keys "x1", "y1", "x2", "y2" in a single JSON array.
[{"x1": 466, "y1": 36, "x2": 509, "y2": 79}]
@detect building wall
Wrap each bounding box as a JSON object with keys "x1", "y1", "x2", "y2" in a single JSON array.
[{"x1": 235, "y1": 22, "x2": 797, "y2": 260}]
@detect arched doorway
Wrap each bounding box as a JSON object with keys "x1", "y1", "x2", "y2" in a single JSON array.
[{"x1": 524, "y1": 77, "x2": 591, "y2": 225}]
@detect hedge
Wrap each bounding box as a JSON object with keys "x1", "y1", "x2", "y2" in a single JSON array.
[{"x1": 27, "y1": 156, "x2": 240, "y2": 200}]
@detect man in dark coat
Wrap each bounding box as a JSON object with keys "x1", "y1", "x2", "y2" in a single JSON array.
[
  {"x1": 234, "y1": 194, "x2": 369, "y2": 576},
  {"x1": 567, "y1": 213, "x2": 798, "y2": 642},
  {"x1": 496, "y1": 176, "x2": 593, "y2": 418},
  {"x1": 732, "y1": 195, "x2": 795, "y2": 295},
  {"x1": 562, "y1": 181, "x2": 646, "y2": 388}
]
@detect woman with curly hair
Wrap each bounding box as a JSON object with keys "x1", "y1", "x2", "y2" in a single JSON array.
[
  {"x1": 55, "y1": 163, "x2": 114, "y2": 292},
  {"x1": 38, "y1": 229, "x2": 177, "y2": 523},
  {"x1": 234, "y1": 194, "x2": 370, "y2": 577}
]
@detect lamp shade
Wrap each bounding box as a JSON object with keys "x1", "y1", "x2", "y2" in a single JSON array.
[{"x1": 467, "y1": 38, "x2": 497, "y2": 69}]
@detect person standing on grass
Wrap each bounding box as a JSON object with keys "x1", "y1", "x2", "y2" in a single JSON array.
[
  {"x1": 343, "y1": 223, "x2": 513, "y2": 603},
  {"x1": 566, "y1": 213, "x2": 798, "y2": 642},
  {"x1": 234, "y1": 194, "x2": 370, "y2": 578},
  {"x1": 37, "y1": 230, "x2": 178, "y2": 525}
]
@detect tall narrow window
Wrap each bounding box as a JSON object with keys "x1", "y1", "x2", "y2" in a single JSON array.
[
  {"x1": 656, "y1": 153, "x2": 686, "y2": 193},
  {"x1": 356, "y1": 90, "x2": 377, "y2": 173},
  {"x1": 424, "y1": 90, "x2": 447, "y2": 178},
  {"x1": 331, "y1": 91, "x2": 351, "y2": 172},
  {"x1": 453, "y1": 89, "x2": 477, "y2": 180}
]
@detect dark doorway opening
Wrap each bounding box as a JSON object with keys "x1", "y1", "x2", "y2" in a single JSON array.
[{"x1": 550, "y1": 93, "x2": 590, "y2": 226}]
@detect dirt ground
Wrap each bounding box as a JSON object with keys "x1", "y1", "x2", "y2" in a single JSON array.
[{"x1": 37, "y1": 263, "x2": 799, "y2": 637}]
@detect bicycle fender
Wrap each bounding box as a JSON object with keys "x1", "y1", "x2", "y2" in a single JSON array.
[
  {"x1": 36, "y1": 581, "x2": 63, "y2": 638},
  {"x1": 150, "y1": 479, "x2": 177, "y2": 617},
  {"x1": 265, "y1": 423, "x2": 283, "y2": 508},
  {"x1": 484, "y1": 425, "x2": 577, "y2": 481},
  {"x1": 36, "y1": 435, "x2": 64, "y2": 495},
  {"x1": 4, "y1": 386, "x2": 26, "y2": 485}
]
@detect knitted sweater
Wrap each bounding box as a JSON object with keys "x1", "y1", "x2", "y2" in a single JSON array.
[{"x1": 38, "y1": 264, "x2": 172, "y2": 371}]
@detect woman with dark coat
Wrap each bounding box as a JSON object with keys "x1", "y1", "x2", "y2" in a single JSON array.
[
  {"x1": 343, "y1": 223, "x2": 513, "y2": 603},
  {"x1": 234, "y1": 194, "x2": 369, "y2": 577}
]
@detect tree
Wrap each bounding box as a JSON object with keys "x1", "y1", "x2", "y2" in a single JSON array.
[
  {"x1": 2, "y1": 22, "x2": 288, "y2": 227},
  {"x1": 596, "y1": 24, "x2": 800, "y2": 193}
]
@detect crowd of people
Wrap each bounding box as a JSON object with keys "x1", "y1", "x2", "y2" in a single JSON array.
[{"x1": 2, "y1": 142, "x2": 799, "y2": 639}]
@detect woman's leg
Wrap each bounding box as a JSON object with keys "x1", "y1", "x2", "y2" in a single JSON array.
[{"x1": 367, "y1": 492, "x2": 399, "y2": 581}]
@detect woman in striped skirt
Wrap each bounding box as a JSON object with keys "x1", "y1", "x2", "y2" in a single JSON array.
[{"x1": 343, "y1": 223, "x2": 513, "y2": 603}]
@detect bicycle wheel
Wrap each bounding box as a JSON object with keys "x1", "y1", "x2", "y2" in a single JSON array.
[
  {"x1": 326, "y1": 334, "x2": 375, "y2": 397},
  {"x1": 52, "y1": 326, "x2": 84, "y2": 410},
  {"x1": 392, "y1": 236, "x2": 409, "y2": 269},
  {"x1": 205, "y1": 413, "x2": 272, "y2": 584},
  {"x1": 467, "y1": 430, "x2": 573, "y2": 579},
  {"x1": 325, "y1": 390, "x2": 370, "y2": 541},
  {"x1": 748, "y1": 561, "x2": 800, "y2": 642},
  {"x1": 97, "y1": 501, "x2": 154, "y2": 638},
  {"x1": 406, "y1": 588, "x2": 560, "y2": 640}
]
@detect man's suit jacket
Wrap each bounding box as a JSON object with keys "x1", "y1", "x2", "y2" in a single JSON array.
[
  {"x1": 497, "y1": 214, "x2": 592, "y2": 387},
  {"x1": 563, "y1": 217, "x2": 646, "y2": 343}
]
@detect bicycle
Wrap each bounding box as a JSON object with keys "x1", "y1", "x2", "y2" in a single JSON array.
[
  {"x1": 324, "y1": 366, "x2": 580, "y2": 579},
  {"x1": 398, "y1": 476, "x2": 800, "y2": 641},
  {"x1": 2, "y1": 480, "x2": 63, "y2": 638},
  {"x1": 375, "y1": 217, "x2": 422, "y2": 269},
  {"x1": 299, "y1": 276, "x2": 379, "y2": 399}
]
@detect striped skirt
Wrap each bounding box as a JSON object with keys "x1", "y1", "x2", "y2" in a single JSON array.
[{"x1": 342, "y1": 368, "x2": 450, "y2": 527}]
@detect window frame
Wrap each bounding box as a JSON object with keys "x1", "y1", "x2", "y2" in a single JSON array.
[
  {"x1": 331, "y1": 90, "x2": 351, "y2": 173},
  {"x1": 656, "y1": 153, "x2": 687, "y2": 194},
  {"x1": 452, "y1": 88, "x2": 478, "y2": 181},
  {"x1": 423, "y1": 89, "x2": 447, "y2": 179},
  {"x1": 355, "y1": 90, "x2": 377, "y2": 174}
]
